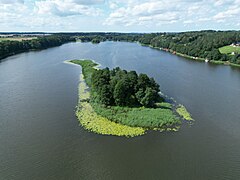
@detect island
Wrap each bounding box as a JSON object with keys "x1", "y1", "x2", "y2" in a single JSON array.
[{"x1": 68, "y1": 59, "x2": 193, "y2": 137}]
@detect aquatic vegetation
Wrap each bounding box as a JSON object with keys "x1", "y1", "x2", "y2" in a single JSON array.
[
  {"x1": 69, "y1": 59, "x2": 97, "y2": 87},
  {"x1": 155, "y1": 102, "x2": 172, "y2": 109},
  {"x1": 176, "y1": 105, "x2": 193, "y2": 121}
]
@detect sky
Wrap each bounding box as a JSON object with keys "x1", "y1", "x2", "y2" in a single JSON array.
[{"x1": 0, "y1": 0, "x2": 239, "y2": 32}]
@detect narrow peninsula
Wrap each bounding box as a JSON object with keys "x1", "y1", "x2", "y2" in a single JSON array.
[{"x1": 69, "y1": 59, "x2": 193, "y2": 137}]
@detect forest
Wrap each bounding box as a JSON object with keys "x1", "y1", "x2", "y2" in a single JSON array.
[
  {"x1": 91, "y1": 67, "x2": 161, "y2": 107},
  {"x1": 138, "y1": 31, "x2": 240, "y2": 64},
  {"x1": 0, "y1": 35, "x2": 74, "y2": 60}
]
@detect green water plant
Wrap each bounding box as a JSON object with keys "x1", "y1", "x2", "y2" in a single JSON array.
[{"x1": 176, "y1": 105, "x2": 193, "y2": 121}]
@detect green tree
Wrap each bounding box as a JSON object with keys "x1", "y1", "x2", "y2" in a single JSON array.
[
  {"x1": 113, "y1": 77, "x2": 134, "y2": 106},
  {"x1": 99, "y1": 85, "x2": 113, "y2": 105},
  {"x1": 140, "y1": 88, "x2": 159, "y2": 107}
]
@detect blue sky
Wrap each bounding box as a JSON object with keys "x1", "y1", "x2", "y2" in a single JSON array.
[{"x1": 0, "y1": 0, "x2": 239, "y2": 32}]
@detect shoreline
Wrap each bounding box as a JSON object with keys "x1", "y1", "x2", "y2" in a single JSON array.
[
  {"x1": 64, "y1": 60, "x2": 82, "y2": 67},
  {"x1": 64, "y1": 59, "x2": 102, "y2": 69},
  {"x1": 2, "y1": 39, "x2": 239, "y2": 68},
  {"x1": 139, "y1": 43, "x2": 240, "y2": 68}
]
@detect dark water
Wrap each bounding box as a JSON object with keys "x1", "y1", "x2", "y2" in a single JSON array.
[{"x1": 0, "y1": 42, "x2": 240, "y2": 180}]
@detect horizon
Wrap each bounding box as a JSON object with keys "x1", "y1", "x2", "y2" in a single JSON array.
[{"x1": 0, "y1": 29, "x2": 239, "y2": 34}]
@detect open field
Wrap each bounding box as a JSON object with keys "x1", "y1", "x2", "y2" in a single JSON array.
[
  {"x1": 219, "y1": 45, "x2": 240, "y2": 55},
  {"x1": 0, "y1": 37, "x2": 37, "y2": 42}
]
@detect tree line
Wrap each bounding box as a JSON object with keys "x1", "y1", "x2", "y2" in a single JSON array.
[
  {"x1": 0, "y1": 35, "x2": 75, "y2": 60},
  {"x1": 91, "y1": 67, "x2": 161, "y2": 107},
  {"x1": 1, "y1": 31, "x2": 240, "y2": 64},
  {"x1": 138, "y1": 31, "x2": 240, "y2": 64},
  {"x1": 74, "y1": 31, "x2": 240, "y2": 64}
]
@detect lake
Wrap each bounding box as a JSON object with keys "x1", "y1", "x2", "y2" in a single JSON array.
[{"x1": 0, "y1": 41, "x2": 240, "y2": 180}]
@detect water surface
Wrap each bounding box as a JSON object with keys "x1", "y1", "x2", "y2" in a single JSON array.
[{"x1": 0, "y1": 42, "x2": 240, "y2": 180}]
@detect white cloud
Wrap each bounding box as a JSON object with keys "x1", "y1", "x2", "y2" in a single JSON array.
[
  {"x1": 70, "y1": 0, "x2": 105, "y2": 5},
  {"x1": 184, "y1": 20, "x2": 194, "y2": 24},
  {"x1": 109, "y1": 2, "x2": 118, "y2": 9},
  {"x1": 0, "y1": 1, "x2": 27, "y2": 19},
  {"x1": 104, "y1": 0, "x2": 240, "y2": 28},
  {"x1": 0, "y1": 0, "x2": 239, "y2": 32},
  {"x1": 0, "y1": 0, "x2": 23, "y2": 4},
  {"x1": 214, "y1": 0, "x2": 233, "y2": 6},
  {"x1": 105, "y1": 1, "x2": 196, "y2": 26},
  {"x1": 35, "y1": 0, "x2": 103, "y2": 17},
  {"x1": 213, "y1": 4, "x2": 240, "y2": 21}
]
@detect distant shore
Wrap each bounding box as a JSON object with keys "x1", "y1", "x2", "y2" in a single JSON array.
[{"x1": 140, "y1": 43, "x2": 240, "y2": 68}]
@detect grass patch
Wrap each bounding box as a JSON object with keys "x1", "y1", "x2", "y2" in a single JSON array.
[
  {"x1": 230, "y1": 63, "x2": 240, "y2": 68},
  {"x1": 219, "y1": 45, "x2": 240, "y2": 55},
  {"x1": 92, "y1": 103, "x2": 180, "y2": 129},
  {"x1": 210, "y1": 60, "x2": 226, "y2": 65},
  {"x1": 156, "y1": 102, "x2": 172, "y2": 109},
  {"x1": 69, "y1": 59, "x2": 97, "y2": 86},
  {"x1": 176, "y1": 105, "x2": 193, "y2": 121}
]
